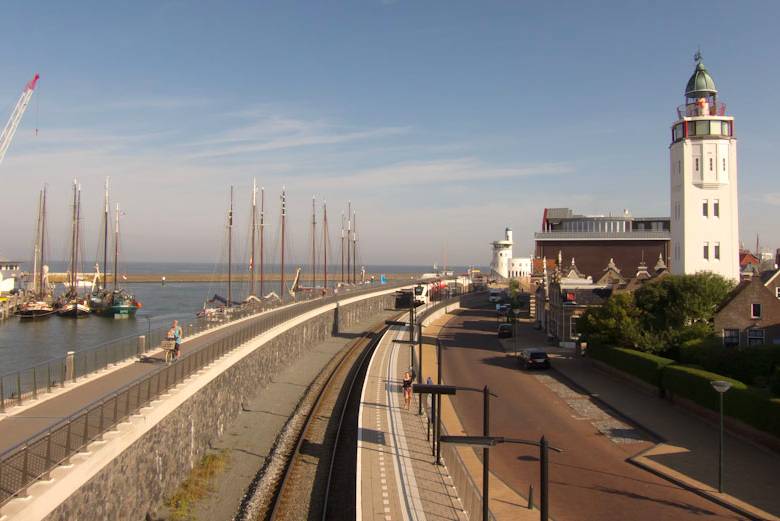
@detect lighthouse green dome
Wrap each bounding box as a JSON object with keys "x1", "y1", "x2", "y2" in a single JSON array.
[{"x1": 685, "y1": 58, "x2": 717, "y2": 99}]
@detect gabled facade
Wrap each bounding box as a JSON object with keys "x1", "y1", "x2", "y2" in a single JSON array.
[{"x1": 713, "y1": 276, "x2": 780, "y2": 347}]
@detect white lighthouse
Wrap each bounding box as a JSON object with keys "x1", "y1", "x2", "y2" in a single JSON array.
[
  {"x1": 490, "y1": 227, "x2": 513, "y2": 279},
  {"x1": 670, "y1": 53, "x2": 740, "y2": 281}
]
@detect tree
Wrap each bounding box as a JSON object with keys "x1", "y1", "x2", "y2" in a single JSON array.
[{"x1": 580, "y1": 273, "x2": 734, "y2": 354}]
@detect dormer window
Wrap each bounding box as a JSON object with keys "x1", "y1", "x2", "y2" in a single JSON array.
[{"x1": 751, "y1": 303, "x2": 762, "y2": 319}]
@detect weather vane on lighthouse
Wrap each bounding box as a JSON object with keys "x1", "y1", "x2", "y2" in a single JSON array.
[{"x1": 694, "y1": 48, "x2": 702, "y2": 63}]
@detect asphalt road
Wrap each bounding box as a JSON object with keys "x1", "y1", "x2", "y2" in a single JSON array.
[{"x1": 439, "y1": 295, "x2": 742, "y2": 521}]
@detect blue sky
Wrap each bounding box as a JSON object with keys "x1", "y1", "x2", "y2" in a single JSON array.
[{"x1": 1, "y1": 1, "x2": 778, "y2": 267}]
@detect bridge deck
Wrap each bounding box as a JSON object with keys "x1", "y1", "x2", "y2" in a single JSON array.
[{"x1": 357, "y1": 316, "x2": 467, "y2": 521}]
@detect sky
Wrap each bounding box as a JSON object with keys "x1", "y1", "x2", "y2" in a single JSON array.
[{"x1": 1, "y1": 1, "x2": 779, "y2": 268}]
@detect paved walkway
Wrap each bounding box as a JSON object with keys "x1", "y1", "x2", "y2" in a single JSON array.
[
  {"x1": 190, "y1": 310, "x2": 399, "y2": 521},
  {"x1": 358, "y1": 313, "x2": 467, "y2": 521},
  {"x1": 499, "y1": 315, "x2": 780, "y2": 520}
]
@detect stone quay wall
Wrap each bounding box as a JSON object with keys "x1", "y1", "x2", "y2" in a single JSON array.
[{"x1": 37, "y1": 292, "x2": 397, "y2": 521}]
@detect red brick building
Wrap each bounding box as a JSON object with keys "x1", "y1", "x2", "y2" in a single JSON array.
[{"x1": 534, "y1": 208, "x2": 671, "y2": 280}]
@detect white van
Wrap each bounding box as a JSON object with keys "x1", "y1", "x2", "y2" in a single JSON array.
[{"x1": 488, "y1": 289, "x2": 501, "y2": 303}]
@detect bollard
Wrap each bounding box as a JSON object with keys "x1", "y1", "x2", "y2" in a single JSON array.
[
  {"x1": 65, "y1": 351, "x2": 75, "y2": 383},
  {"x1": 137, "y1": 335, "x2": 146, "y2": 356}
]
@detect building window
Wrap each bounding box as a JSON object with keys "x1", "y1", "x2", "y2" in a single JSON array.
[
  {"x1": 713, "y1": 199, "x2": 720, "y2": 217},
  {"x1": 703, "y1": 242, "x2": 709, "y2": 260},
  {"x1": 695, "y1": 158, "x2": 699, "y2": 171},
  {"x1": 722, "y1": 158, "x2": 726, "y2": 171},
  {"x1": 751, "y1": 303, "x2": 762, "y2": 319},
  {"x1": 723, "y1": 329, "x2": 740, "y2": 347},
  {"x1": 570, "y1": 317, "x2": 579, "y2": 339},
  {"x1": 775, "y1": 287, "x2": 780, "y2": 299},
  {"x1": 714, "y1": 242, "x2": 720, "y2": 260},
  {"x1": 747, "y1": 328, "x2": 765, "y2": 346},
  {"x1": 709, "y1": 157, "x2": 714, "y2": 171},
  {"x1": 702, "y1": 200, "x2": 708, "y2": 217}
]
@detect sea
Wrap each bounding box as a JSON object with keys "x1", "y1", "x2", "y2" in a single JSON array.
[{"x1": 0, "y1": 262, "x2": 475, "y2": 376}]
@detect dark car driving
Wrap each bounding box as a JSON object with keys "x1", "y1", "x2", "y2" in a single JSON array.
[
  {"x1": 518, "y1": 348, "x2": 550, "y2": 369},
  {"x1": 497, "y1": 323, "x2": 512, "y2": 338}
]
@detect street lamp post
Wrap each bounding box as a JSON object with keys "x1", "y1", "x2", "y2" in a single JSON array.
[
  {"x1": 440, "y1": 434, "x2": 562, "y2": 521},
  {"x1": 418, "y1": 322, "x2": 423, "y2": 416},
  {"x1": 710, "y1": 379, "x2": 732, "y2": 493},
  {"x1": 414, "y1": 384, "x2": 498, "y2": 521}
]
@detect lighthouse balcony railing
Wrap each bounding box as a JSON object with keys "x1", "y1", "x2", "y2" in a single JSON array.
[{"x1": 676, "y1": 101, "x2": 727, "y2": 119}]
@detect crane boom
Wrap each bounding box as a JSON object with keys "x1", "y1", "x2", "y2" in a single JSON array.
[{"x1": 0, "y1": 73, "x2": 39, "y2": 167}]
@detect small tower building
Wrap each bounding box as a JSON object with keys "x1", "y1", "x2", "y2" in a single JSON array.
[
  {"x1": 670, "y1": 53, "x2": 740, "y2": 280},
  {"x1": 490, "y1": 227, "x2": 513, "y2": 279}
]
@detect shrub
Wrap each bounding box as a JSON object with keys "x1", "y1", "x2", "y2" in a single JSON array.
[
  {"x1": 589, "y1": 346, "x2": 675, "y2": 387},
  {"x1": 678, "y1": 344, "x2": 780, "y2": 387},
  {"x1": 661, "y1": 365, "x2": 780, "y2": 438}
]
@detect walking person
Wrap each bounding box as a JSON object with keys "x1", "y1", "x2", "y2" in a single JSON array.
[
  {"x1": 171, "y1": 320, "x2": 183, "y2": 361},
  {"x1": 402, "y1": 371, "x2": 413, "y2": 410}
]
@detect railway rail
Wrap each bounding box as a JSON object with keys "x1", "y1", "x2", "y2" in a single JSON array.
[{"x1": 257, "y1": 315, "x2": 399, "y2": 521}]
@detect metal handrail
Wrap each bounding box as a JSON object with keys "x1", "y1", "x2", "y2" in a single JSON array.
[
  {"x1": 0, "y1": 282, "x2": 409, "y2": 508},
  {"x1": 0, "y1": 283, "x2": 407, "y2": 412}
]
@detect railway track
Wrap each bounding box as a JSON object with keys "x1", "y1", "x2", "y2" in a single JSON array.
[{"x1": 250, "y1": 314, "x2": 400, "y2": 521}]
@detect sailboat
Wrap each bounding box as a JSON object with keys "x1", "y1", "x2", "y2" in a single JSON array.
[
  {"x1": 90, "y1": 180, "x2": 141, "y2": 318},
  {"x1": 18, "y1": 187, "x2": 55, "y2": 319},
  {"x1": 57, "y1": 180, "x2": 90, "y2": 318},
  {"x1": 198, "y1": 186, "x2": 239, "y2": 318}
]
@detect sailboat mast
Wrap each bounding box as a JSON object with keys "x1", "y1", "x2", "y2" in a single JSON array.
[
  {"x1": 113, "y1": 203, "x2": 119, "y2": 291},
  {"x1": 280, "y1": 187, "x2": 286, "y2": 300},
  {"x1": 260, "y1": 186, "x2": 265, "y2": 298},
  {"x1": 340, "y1": 212, "x2": 345, "y2": 283},
  {"x1": 347, "y1": 201, "x2": 352, "y2": 284},
  {"x1": 69, "y1": 180, "x2": 78, "y2": 294},
  {"x1": 228, "y1": 186, "x2": 233, "y2": 306},
  {"x1": 323, "y1": 201, "x2": 328, "y2": 291},
  {"x1": 75, "y1": 184, "x2": 82, "y2": 295},
  {"x1": 311, "y1": 196, "x2": 316, "y2": 288},
  {"x1": 102, "y1": 178, "x2": 109, "y2": 290},
  {"x1": 352, "y1": 209, "x2": 357, "y2": 283},
  {"x1": 250, "y1": 179, "x2": 257, "y2": 297},
  {"x1": 32, "y1": 190, "x2": 42, "y2": 295},
  {"x1": 40, "y1": 186, "x2": 46, "y2": 296}
]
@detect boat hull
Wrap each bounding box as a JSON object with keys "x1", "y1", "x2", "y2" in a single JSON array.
[
  {"x1": 18, "y1": 302, "x2": 55, "y2": 319},
  {"x1": 57, "y1": 302, "x2": 91, "y2": 318}
]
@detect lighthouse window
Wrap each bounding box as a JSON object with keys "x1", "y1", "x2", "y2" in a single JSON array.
[
  {"x1": 696, "y1": 120, "x2": 710, "y2": 135},
  {"x1": 702, "y1": 200, "x2": 708, "y2": 217},
  {"x1": 714, "y1": 199, "x2": 720, "y2": 217},
  {"x1": 722, "y1": 158, "x2": 726, "y2": 171},
  {"x1": 673, "y1": 124, "x2": 683, "y2": 141},
  {"x1": 710, "y1": 121, "x2": 722, "y2": 135},
  {"x1": 695, "y1": 158, "x2": 699, "y2": 171},
  {"x1": 722, "y1": 121, "x2": 730, "y2": 135},
  {"x1": 714, "y1": 243, "x2": 721, "y2": 260},
  {"x1": 703, "y1": 242, "x2": 709, "y2": 260}
]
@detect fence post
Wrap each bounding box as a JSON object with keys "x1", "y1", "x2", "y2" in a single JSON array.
[
  {"x1": 81, "y1": 412, "x2": 89, "y2": 450},
  {"x1": 137, "y1": 335, "x2": 146, "y2": 356},
  {"x1": 47, "y1": 363, "x2": 51, "y2": 393},
  {"x1": 16, "y1": 372, "x2": 22, "y2": 405},
  {"x1": 45, "y1": 433, "x2": 53, "y2": 479},
  {"x1": 65, "y1": 420, "x2": 72, "y2": 456},
  {"x1": 0, "y1": 376, "x2": 4, "y2": 412},
  {"x1": 66, "y1": 351, "x2": 75, "y2": 382}
]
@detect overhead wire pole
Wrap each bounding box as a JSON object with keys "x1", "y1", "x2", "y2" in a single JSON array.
[
  {"x1": 340, "y1": 212, "x2": 345, "y2": 283},
  {"x1": 102, "y1": 177, "x2": 109, "y2": 290},
  {"x1": 113, "y1": 203, "x2": 120, "y2": 291}
]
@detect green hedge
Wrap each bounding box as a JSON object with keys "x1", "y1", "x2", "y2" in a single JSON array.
[
  {"x1": 661, "y1": 365, "x2": 780, "y2": 438},
  {"x1": 589, "y1": 347, "x2": 675, "y2": 387},
  {"x1": 678, "y1": 344, "x2": 780, "y2": 386}
]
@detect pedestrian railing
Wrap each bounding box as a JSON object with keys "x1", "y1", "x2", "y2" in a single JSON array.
[
  {"x1": 0, "y1": 282, "x2": 408, "y2": 508},
  {"x1": 413, "y1": 295, "x2": 497, "y2": 521},
  {"x1": 0, "y1": 283, "x2": 403, "y2": 413}
]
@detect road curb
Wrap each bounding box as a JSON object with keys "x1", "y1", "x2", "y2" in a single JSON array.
[{"x1": 628, "y1": 450, "x2": 778, "y2": 521}]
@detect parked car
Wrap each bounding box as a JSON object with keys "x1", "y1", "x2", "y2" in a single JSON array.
[
  {"x1": 518, "y1": 348, "x2": 550, "y2": 370},
  {"x1": 488, "y1": 290, "x2": 502, "y2": 303},
  {"x1": 497, "y1": 323, "x2": 513, "y2": 338}
]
